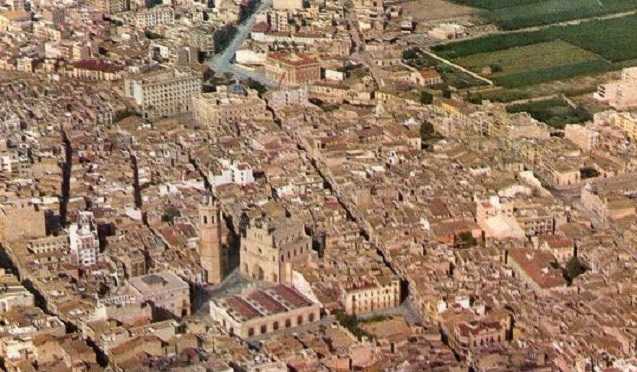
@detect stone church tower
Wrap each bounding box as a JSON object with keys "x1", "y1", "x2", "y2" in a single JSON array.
[{"x1": 198, "y1": 195, "x2": 227, "y2": 284}]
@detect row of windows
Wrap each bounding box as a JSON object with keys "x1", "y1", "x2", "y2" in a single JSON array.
[
  {"x1": 279, "y1": 246, "x2": 306, "y2": 262},
  {"x1": 246, "y1": 312, "x2": 317, "y2": 337}
]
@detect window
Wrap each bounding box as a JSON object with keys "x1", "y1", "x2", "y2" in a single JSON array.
[
  {"x1": 285, "y1": 319, "x2": 291, "y2": 328},
  {"x1": 260, "y1": 325, "x2": 267, "y2": 334},
  {"x1": 297, "y1": 315, "x2": 303, "y2": 326},
  {"x1": 309, "y1": 313, "x2": 315, "y2": 322},
  {"x1": 248, "y1": 328, "x2": 254, "y2": 337},
  {"x1": 273, "y1": 321, "x2": 279, "y2": 330}
]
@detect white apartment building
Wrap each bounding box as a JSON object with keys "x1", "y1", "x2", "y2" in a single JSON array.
[
  {"x1": 69, "y1": 211, "x2": 99, "y2": 267},
  {"x1": 135, "y1": 6, "x2": 175, "y2": 29},
  {"x1": 124, "y1": 68, "x2": 201, "y2": 120},
  {"x1": 209, "y1": 158, "x2": 255, "y2": 187}
]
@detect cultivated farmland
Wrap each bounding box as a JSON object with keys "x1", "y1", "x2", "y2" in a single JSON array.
[
  {"x1": 435, "y1": 15, "x2": 637, "y2": 62},
  {"x1": 432, "y1": 15, "x2": 637, "y2": 87},
  {"x1": 454, "y1": 40, "x2": 602, "y2": 77},
  {"x1": 449, "y1": 0, "x2": 637, "y2": 30},
  {"x1": 453, "y1": 40, "x2": 611, "y2": 88}
]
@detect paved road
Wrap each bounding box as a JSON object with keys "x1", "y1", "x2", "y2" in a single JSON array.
[{"x1": 207, "y1": 0, "x2": 276, "y2": 86}]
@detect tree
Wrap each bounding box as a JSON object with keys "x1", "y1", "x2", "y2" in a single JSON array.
[
  {"x1": 144, "y1": 30, "x2": 162, "y2": 40},
  {"x1": 420, "y1": 120, "x2": 436, "y2": 141},
  {"x1": 334, "y1": 310, "x2": 371, "y2": 339},
  {"x1": 402, "y1": 48, "x2": 419, "y2": 60},
  {"x1": 456, "y1": 231, "x2": 477, "y2": 248},
  {"x1": 246, "y1": 78, "x2": 267, "y2": 95},
  {"x1": 420, "y1": 91, "x2": 433, "y2": 105},
  {"x1": 564, "y1": 257, "x2": 587, "y2": 284},
  {"x1": 490, "y1": 63, "x2": 503, "y2": 73},
  {"x1": 580, "y1": 167, "x2": 600, "y2": 179},
  {"x1": 162, "y1": 206, "x2": 181, "y2": 223}
]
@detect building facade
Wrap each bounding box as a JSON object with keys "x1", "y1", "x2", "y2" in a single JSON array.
[
  {"x1": 240, "y1": 218, "x2": 311, "y2": 285},
  {"x1": 127, "y1": 272, "x2": 191, "y2": 319},
  {"x1": 265, "y1": 52, "x2": 321, "y2": 87},
  {"x1": 210, "y1": 284, "x2": 320, "y2": 339},
  {"x1": 0, "y1": 269, "x2": 34, "y2": 313},
  {"x1": 135, "y1": 6, "x2": 175, "y2": 29},
  {"x1": 595, "y1": 67, "x2": 637, "y2": 110},
  {"x1": 342, "y1": 277, "x2": 400, "y2": 316},
  {"x1": 124, "y1": 68, "x2": 201, "y2": 120},
  {"x1": 191, "y1": 85, "x2": 268, "y2": 126},
  {"x1": 69, "y1": 211, "x2": 100, "y2": 267},
  {"x1": 272, "y1": 0, "x2": 303, "y2": 10}
]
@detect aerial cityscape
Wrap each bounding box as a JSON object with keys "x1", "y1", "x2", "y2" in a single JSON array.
[{"x1": 0, "y1": 0, "x2": 636, "y2": 371}]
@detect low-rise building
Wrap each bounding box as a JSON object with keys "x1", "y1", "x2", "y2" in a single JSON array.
[
  {"x1": 565, "y1": 124, "x2": 599, "y2": 152},
  {"x1": 68, "y1": 59, "x2": 124, "y2": 81},
  {"x1": 0, "y1": 269, "x2": 34, "y2": 312},
  {"x1": 595, "y1": 67, "x2": 637, "y2": 110},
  {"x1": 341, "y1": 276, "x2": 400, "y2": 316},
  {"x1": 265, "y1": 52, "x2": 321, "y2": 87},
  {"x1": 581, "y1": 174, "x2": 637, "y2": 224},
  {"x1": 210, "y1": 284, "x2": 321, "y2": 338},
  {"x1": 192, "y1": 85, "x2": 269, "y2": 126},
  {"x1": 507, "y1": 248, "x2": 567, "y2": 293},
  {"x1": 126, "y1": 272, "x2": 191, "y2": 319},
  {"x1": 0, "y1": 200, "x2": 46, "y2": 244}
]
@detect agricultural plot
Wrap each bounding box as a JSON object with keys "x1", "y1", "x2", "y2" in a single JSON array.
[
  {"x1": 507, "y1": 98, "x2": 592, "y2": 128},
  {"x1": 449, "y1": 0, "x2": 545, "y2": 9},
  {"x1": 455, "y1": 40, "x2": 602, "y2": 77},
  {"x1": 449, "y1": 0, "x2": 637, "y2": 30},
  {"x1": 454, "y1": 40, "x2": 611, "y2": 88},
  {"x1": 403, "y1": 48, "x2": 487, "y2": 89},
  {"x1": 432, "y1": 15, "x2": 637, "y2": 88}
]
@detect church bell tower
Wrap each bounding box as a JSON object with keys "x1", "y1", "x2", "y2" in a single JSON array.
[{"x1": 199, "y1": 195, "x2": 225, "y2": 284}]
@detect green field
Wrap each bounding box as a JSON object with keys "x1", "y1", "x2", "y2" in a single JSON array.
[
  {"x1": 435, "y1": 15, "x2": 637, "y2": 62},
  {"x1": 450, "y1": 0, "x2": 637, "y2": 30},
  {"x1": 453, "y1": 40, "x2": 611, "y2": 88},
  {"x1": 433, "y1": 15, "x2": 637, "y2": 88},
  {"x1": 449, "y1": 0, "x2": 546, "y2": 9},
  {"x1": 402, "y1": 48, "x2": 487, "y2": 89},
  {"x1": 455, "y1": 40, "x2": 602, "y2": 77},
  {"x1": 507, "y1": 98, "x2": 592, "y2": 128}
]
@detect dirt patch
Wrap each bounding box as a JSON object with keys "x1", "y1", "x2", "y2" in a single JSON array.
[{"x1": 402, "y1": 0, "x2": 477, "y2": 22}]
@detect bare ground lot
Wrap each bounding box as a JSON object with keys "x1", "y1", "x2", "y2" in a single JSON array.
[{"x1": 401, "y1": 0, "x2": 476, "y2": 22}]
